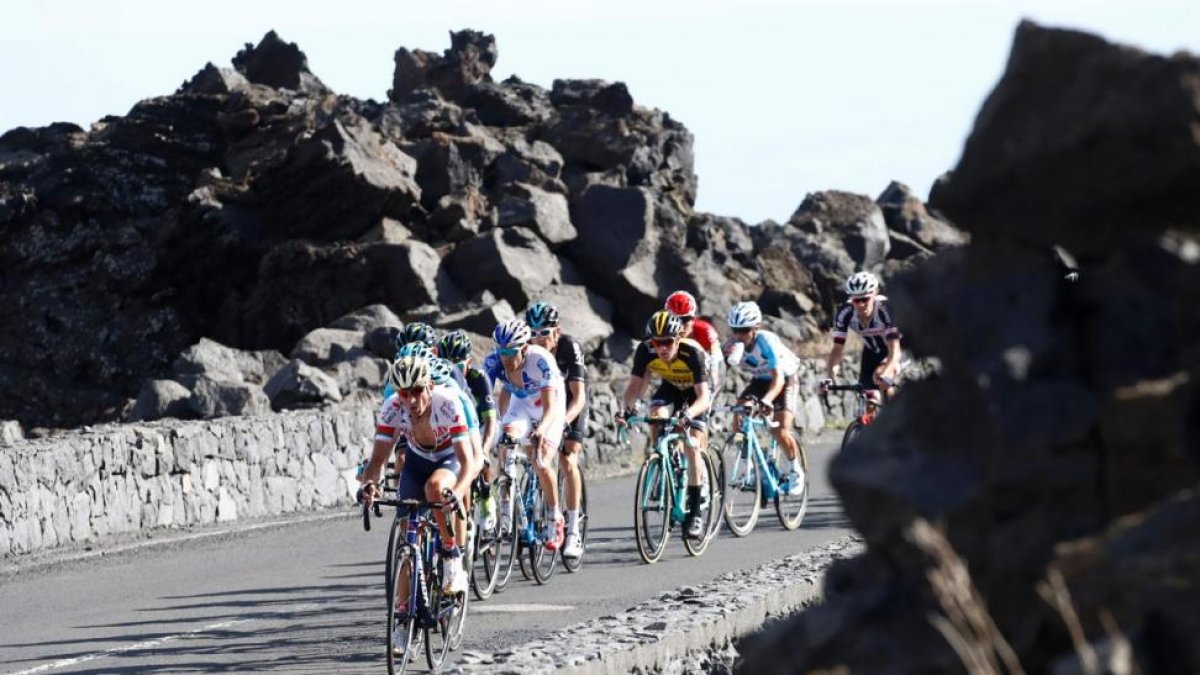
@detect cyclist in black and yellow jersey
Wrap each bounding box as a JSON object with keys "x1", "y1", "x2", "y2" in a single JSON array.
[{"x1": 617, "y1": 310, "x2": 713, "y2": 539}]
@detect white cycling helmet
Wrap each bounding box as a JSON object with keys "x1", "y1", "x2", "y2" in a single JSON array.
[
  {"x1": 844, "y1": 271, "x2": 879, "y2": 298},
  {"x1": 726, "y1": 301, "x2": 763, "y2": 329},
  {"x1": 387, "y1": 355, "x2": 431, "y2": 390},
  {"x1": 492, "y1": 319, "x2": 531, "y2": 349}
]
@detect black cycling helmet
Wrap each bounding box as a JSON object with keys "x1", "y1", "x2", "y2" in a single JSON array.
[
  {"x1": 396, "y1": 322, "x2": 437, "y2": 351},
  {"x1": 645, "y1": 310, "x2": 683, "y2": 339},
  {"x1": 525, "y1": 301, "x2": 561, "y2": 329},
  {"x1": 437, "y1": 329, "x2": 472, "y2": 362}
]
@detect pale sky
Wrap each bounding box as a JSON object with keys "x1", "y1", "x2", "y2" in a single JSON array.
[{"x1": 2, "y1": 0, "x2": 1196, "y2": 223}]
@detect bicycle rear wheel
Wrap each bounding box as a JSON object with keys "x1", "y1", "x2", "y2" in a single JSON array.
[
  {"x1": 529, "y1": 478, "x2": 558, "y2": 584},
  {"x1": 471, "y1": 498, "x2": 500, "y2": 600},
  {"x1": 558, "y1": 462, "x2": 588, "y2": 572},
  {"x1": 775, "y1": 441, "x2": 809, "y2": 530},
  {"x1": 492, "y1": 474, "x2": 519, "y2": 592},
  {"x1": 448, "y1": 568, "x2": 470, "y2": 651},
  {"x1": 634, "y1": 454, "x2": 671, "y2": 564},
  {"x1": 683, "y1": 450, "x2": 720, "y2": 556},
  {"x1": 720, "y1": 433, "x2": 761, "y2": 536},
  {"x1": 386, "y1": 532, "x2": 418, "y2": 675}
]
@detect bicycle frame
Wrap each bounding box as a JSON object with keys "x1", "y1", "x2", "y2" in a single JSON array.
[
  {"x1": 499, "y1": 439, "x2": 543, "y2": 547},
  {"x1": 625, "y1": 416, "x2": 694, "y2": 525},
  {"x1": 724, "y1": 407, "x2": 785, "y2": 499}
]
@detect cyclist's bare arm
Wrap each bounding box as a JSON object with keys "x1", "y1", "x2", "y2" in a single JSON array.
[
  {"x1": 361, "y1": 437, "x2": 395, "y2": 486},
  {"x1": 565, "y1": 380, "x2": 586, "y2": 424},
  {"x1": 622, "y1": 374, "x2": 648, "y2": 412},
  {"x1": 535, "y1": 386, "x2": 558, "y2": 438},
  {"x1": 480, "y1": 414, "x2": 498, "y2": 453},
  {"x1": 497, "y1": 387, "x2": 511, "y2": 418},
  {"x1": 762, "y1": 367, "x2": 787, "y2": 405},
  {"x1": 450, "y1": 436, "x2": 475, "y2": 502},
  {"x1": 688, "y1": 380, "x2": 713, "y2": 419},
  {"x1": 825, "y1": 341, "x2": 845, "y2": 380}
]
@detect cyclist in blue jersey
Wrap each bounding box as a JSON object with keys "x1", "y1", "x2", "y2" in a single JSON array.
[
  {"x1": 438, "y1": 329, "x2": 500, "y2": 530},
  {"x1": 723, "y1": 301, "x2": 806, "y2": 495}
]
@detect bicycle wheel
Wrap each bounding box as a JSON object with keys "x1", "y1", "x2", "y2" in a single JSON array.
[
  {"x1": 682, "y1": 450, "x2": 720, "y2": 556},
  {"x1": 386, "y1": 534, "x2": 418, "y2": 675},
  {"x1": 841, "y1": 419, "x2": 863, "y2": 452},
  {"x1": 471, "y1": 497, "x2": 500, "y2": 601},
  {"x1": 448, "y1": 565, "x2": 470, "y2": 651},
  {"x1": 515, "y1": 470, "x2": 534, "y2": 582},
  {"x1": 492, "y1": 474, "x2": 519, "y2": 592},
  {"x1": 705, "y1": 448, "x2": 724, "y2": 542},
  {"x1": 775, "y1": 440, "x2": 810, "y2": 530},
  {"x1": 559, "y1": 462, "x2": 588, "y2": 573},
  {"x1": 633, "y1": 454, "x2": 671, "y2": 564},
  {"x1": 720, "y1": 433, "x2": 761, "y2": 536},
  {"x1": 424, "y1": 556, "x2": 454, "y2": 671},
  {"x1": 529, "y1": 477, "x2": 558, "y2": 584}
]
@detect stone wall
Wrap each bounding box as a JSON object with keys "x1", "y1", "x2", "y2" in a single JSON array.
[{"x1": 0, "y1": 406, "x2": 375, "y2": 556}]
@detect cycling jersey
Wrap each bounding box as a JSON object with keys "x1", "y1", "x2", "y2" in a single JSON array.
[
  {"x1": 688, "y1": 319, "x2": 720, "y2": 356},
  {"x1": 832, "y1": 296, "x2": 901, "y2": 355},
  {"x1": 462, "y1": 366, "x2": 496, "y2": 420},
  {"x1": 630, "y1": 338, "x2": 709, "y2": 390},
  {"x1": 733, "y1": 330, "x2": 800, "y2": 380},
  {"x1": 483, "y1": 344, "x2": 564, "y2": 401},
  {"x1": 384, "y1": 379, "x2": 479, "y2": 432},
  {"x1": 374, "y1": 387, "x2": 470, "y2": 462},
  {"x1": 550, "y1": 334, "x2": 587, "y2": 383}
]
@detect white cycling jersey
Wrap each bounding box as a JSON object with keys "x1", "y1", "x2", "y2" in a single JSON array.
[
  {"x1": 374, "y1": 385, "x2": 470, "y2": 462},
  {"x1": 484, "y1": 344, "x2": 566, "y2": 450},
  {"x1": 730, "y1": 329, "x2": 800, "y2": 380}
]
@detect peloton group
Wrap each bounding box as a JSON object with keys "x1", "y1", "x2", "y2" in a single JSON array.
[{"x1": 356, "y1": 270, "x2": 901, "y2": 645}]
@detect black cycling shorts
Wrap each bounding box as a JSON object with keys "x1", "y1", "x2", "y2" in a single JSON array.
[
  {"x1": 859, "y1": 348, "x2": 888, "y2": 389},
  {"x1": 563, "y1": 392, "x2": 590, "y2": 446},
  {"x1": 739, "y1": 375, "x2": 798, "y2": 415},
  {"x1": 649, "y1": 383, "x2": 708, "y2": 431},
  {"x1": 396, "y1": 451, "x2": 460, "y2": 500}
]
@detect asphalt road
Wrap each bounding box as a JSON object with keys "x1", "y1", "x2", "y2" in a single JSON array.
[{"x1": 0, "y1": 432, "x2": 851, "y2": 675}]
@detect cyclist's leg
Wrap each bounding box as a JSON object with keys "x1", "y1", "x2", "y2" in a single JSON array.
[
  {"x1": 771, "y1": 377, "x2": 801, "y2": 460},
  {"x1": 425, "y1": 456, "x2": 466, "y2": 592},
  {"x1": 561, "y1": 394, "x2": 588, "y2": 514},
  {"x1": 532, "y1": 414, "x2": 563, "y2": 512}
]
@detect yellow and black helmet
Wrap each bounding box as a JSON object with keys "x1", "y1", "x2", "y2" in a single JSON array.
[{"x1": 645, "y1": 310, "x2": 683, "y2": 339}]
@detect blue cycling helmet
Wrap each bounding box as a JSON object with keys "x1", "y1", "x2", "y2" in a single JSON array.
[
  {"x1": 525, "y1": 302, "x2": 560, "y2": 329},
  {"x1": 395, "y1": 341, "x2": 434, "y2": 360},
  {"x1": 396, "y1": 322, "x2": 437, "y2": 351},
  {"x1": 438, "y1": 329, "x2": 472, "y2": 362},
  {"x1": 492, "y1": 319, "x2": 531, "y2": 349},
  {"x1": 428, "y1": 357, "x2": 454, "y2": 385}
]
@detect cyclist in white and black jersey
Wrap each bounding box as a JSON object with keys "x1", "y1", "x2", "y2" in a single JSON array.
[
  {"x1": 821, "y1": 271, "x2": 903, "y2": 400},
  {"x1": 359, "y1": 356, "x2": 477, "y2": 598},
  {"x1": 483, "y1": 319, "x2": 568, "y2": 551}
]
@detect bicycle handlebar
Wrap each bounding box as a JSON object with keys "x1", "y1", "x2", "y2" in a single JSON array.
[
  {"x1": 616, "y1": 414, "x2": 697, "y2": 448},
  {"x1": 712, "y1": 404, "x2": 780, "y2": 429},
  {"x1": 824, "y1": 382, "x2": 869, "y2": 393}
]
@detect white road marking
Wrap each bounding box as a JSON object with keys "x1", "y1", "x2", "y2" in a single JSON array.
[
  {"x1": 7, "y1": 618, "x2": 253, "y2": 675},
  {"x1": 471, "y1": 603, "x2": 577, "y2": 614}
]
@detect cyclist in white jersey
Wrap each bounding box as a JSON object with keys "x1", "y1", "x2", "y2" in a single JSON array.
[
  {"x1": 484, "y1": 319, "x2": 568, "y2": 551},
  {"x1": 359, "y1": 356, "x2": 476, "y2": 598},
  {"x1": 722, "y1": 301, "x2": 806, "y2": 495}
]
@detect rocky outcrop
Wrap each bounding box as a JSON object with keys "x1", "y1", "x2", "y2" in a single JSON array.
[{"x1": 740, "y1": 22, "x2": 1200, "y2": 675}]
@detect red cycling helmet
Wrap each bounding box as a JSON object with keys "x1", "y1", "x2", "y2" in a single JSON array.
[{"x1": 665, "y1": 290, "x2": 698, "y2": 319}]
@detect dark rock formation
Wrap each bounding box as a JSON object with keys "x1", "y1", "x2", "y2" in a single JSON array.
[{"x1": 739, "y1": 22, "x2": 1200, "y2": 675}]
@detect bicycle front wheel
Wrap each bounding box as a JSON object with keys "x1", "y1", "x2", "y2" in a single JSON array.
[
  {"x1": 775, "y1": 441, "x2": 810, "y2": 530},
  {"x1": 529, "y1": 478, "x2": 558, "y2": 584},
  {"x1": 471, "y1": 498, "x2": 500, "y2": 600},
  {"x1": 682, "y1": 450, "x2": 721, "y2": 557},
  {"x1": 386, "y1": 533, "x2": 419, "y2": 675},
  {"x1": 492, "y1": 474, "x2": 519, "y2": 592},
  {"x1": 634, "y1": 454, "x2": 671, "y2": 564},
  {"x1": 841, "y1": 419, "x2": 863, "y2": 452},
  {"x1": 424, "y1": 557, "x2": 454, "y2": 670},
  {"x1": 559, "y1": 462, "x2": 588, "y2": 573},
  {"x1": 721, "y1": 434, "x2": 761, "y2": 536}
]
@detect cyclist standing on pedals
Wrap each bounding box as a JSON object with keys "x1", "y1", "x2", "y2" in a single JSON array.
[
  {"x1": 484, "y1": 319, "x2": 568, "y2": 551},
  {"x1": 617, "y1": 311, "x2": 713, "y2": 540},
  {"x1": 665, "y1": 291, "x2": 723, "y2": 390},
  {"x1": 437, "y1": 330, "x2": 500, "y2": 531},
  {"x1": 524, "y1": 301, "x2": 588, "y2": 560},
  {"x1": 722, "y1": 301, "x2": 806, "y2": 496},
  {"x1": 358, "y1": 355, "x2": 477, "y2": 603},
  {"x1": 819, "y1": 271, "x2": 903, "y2": 402}
]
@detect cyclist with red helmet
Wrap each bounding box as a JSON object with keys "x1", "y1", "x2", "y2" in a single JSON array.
[{"x1": 665, "y1": 290, "x2": 722, "y2": 390}]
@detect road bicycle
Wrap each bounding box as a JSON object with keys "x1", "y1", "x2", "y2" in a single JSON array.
[
  {"x1": 493, "y1": 435, "x2": 559, "y2": 585},
  {"x1": 824, "y1": 382, "x2": 882, "y2": 452},
  {"x1": 361, "y1": 481, "x2": 467, "y2": 675},
  {"x1": 713, "y1": 403, "x2": 809, "y2": 536},
  {"x1": 619, "y1": 414, "x2": 721, "y2": 564},
  {"x1": 556, "y1": 447, "x2": 589, "y2": 573}
]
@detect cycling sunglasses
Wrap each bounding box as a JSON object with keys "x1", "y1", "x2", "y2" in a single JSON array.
[
  {"x1": 651, "y1": 337, "x2": 678, "y2": 347},
  {"x1": 530, "y1": 328, "x2": 554, "y2": 338},
  {"x1": 731, "y1": 327, "x2": 752, "y2": 335},
  {"x1": 850, "y1": 296, "x2": 871, "y2": 305},
  {"x1": 498, "y1": 346, "x2": 523, "y2": 357},
  {"x1": 395, "y1": 386, "x2": 426, "y2": 399}
]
